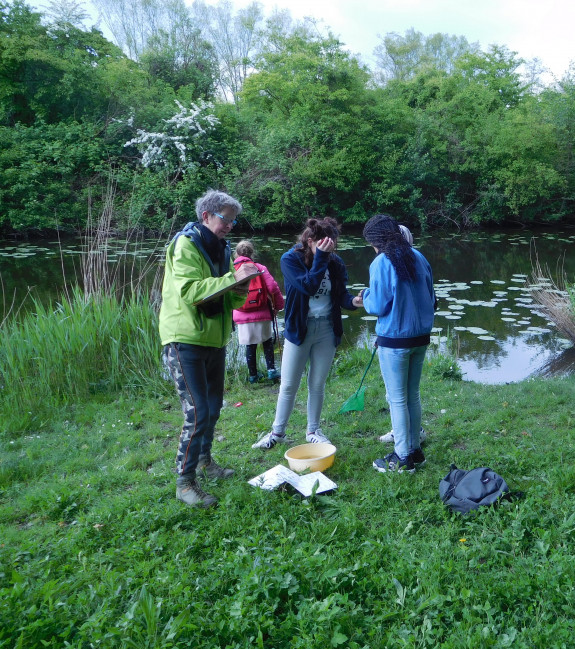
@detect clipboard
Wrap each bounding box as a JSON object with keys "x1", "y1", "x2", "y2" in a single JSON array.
[{"x1": 192, "y1": 270, "x2": 263, "y2": 306}]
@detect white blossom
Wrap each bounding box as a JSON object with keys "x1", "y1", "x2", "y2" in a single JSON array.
[{"x1": 123, "y1": 100, "x2": 219, "y2": 171}]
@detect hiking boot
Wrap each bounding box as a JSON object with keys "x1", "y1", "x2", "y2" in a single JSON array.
[
  {"x1": 373, "y1": 452, "x2": 415, "y2": 474},
  {"x1": 252, "y1": 431, "x2": 290, "y2": 450},
  {"x1": 267, "y1": 368, "x2": 280, "y2": 380},
  {"x1": 306, "y1": 428, "x2": 331, "y2": 444},
  {"x1": 379, "y1": 427, "x2": 427, "y2": 444},
  {"x1": 197, "y1": 454, "x2": 234, "y2": 479},
  {"x1": 176, "y1": 476, "x2": 217, "y2": 507},
  {"x1": 411, "y1": 447, "x2": 426, "y2": 467}
]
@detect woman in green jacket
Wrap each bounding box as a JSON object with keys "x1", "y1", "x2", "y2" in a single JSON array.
[{"x1": 160, "y1": 190, "x2": 257, "y2": 507}]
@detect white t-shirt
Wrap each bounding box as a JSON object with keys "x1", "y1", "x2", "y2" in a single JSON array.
[{"x1": 308, "y1": 269, "x2": 332, "y2": 317}]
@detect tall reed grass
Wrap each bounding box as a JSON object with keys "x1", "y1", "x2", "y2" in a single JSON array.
[
  {"x1": 0, "y1": 288, "x2": 165, "y2": 434},
  {"x1": 528, "y1": 244, "x2": 575, "y2": 344}
]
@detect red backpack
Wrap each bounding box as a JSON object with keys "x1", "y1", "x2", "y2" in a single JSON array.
[{"x1": 234, "y1": 261, "x2": 270, "y2": 312}]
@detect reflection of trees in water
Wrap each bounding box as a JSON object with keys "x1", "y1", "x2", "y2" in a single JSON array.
[
  {"x1": 419, "y1": 231, "x2": 575, "y2": 286},
  {"x1": 459, "y1": 339, "x2": 504, "y2": 369},
  {"x1": 532, "y1": 347, "x2": 575, "y2": 378}
]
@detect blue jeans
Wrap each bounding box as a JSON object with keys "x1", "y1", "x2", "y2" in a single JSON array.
[
  {"x1": 163, "y1": 343, "x2": 226, "y2": 477},
  {"x1": 378, "y1": 345, "x2": 428, "y2": 459},
  {"x1": 273, "y1": 317, "x2": 336, "y2": 435}
]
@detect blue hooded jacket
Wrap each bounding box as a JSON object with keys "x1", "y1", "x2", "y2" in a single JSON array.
[
  {"x1": 281, "y1": 245, "x2": 357, "y2": 346},
  {"x1": 362, "y1": 248, "x2": 435, "y2": 348}
]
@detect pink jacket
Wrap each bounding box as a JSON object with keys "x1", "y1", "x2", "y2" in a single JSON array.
[{"x1": 233, "y1": 256, "x2": 285, "y2": 324}]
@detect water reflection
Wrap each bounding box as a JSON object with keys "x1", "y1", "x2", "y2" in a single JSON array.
[{"x1": 1, "y1": 228, "x2": 574, "y2": 384}]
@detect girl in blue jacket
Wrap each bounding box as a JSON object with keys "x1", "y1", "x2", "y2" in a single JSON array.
[
  {"x1": 252, "y1": 217, "x2": 363, "y2": 450},
  {"x1": 362, "y1": 214, "x2": 436, "y2": 473}
]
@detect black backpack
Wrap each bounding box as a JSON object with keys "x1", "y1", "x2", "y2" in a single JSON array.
[{"x1": 439, "y1": 464, "x2": 510, "y2": 514}]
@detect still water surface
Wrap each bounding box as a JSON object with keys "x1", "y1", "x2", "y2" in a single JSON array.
[{"x1": 1, "y1": 228, "x2": 574, "y2": 384}]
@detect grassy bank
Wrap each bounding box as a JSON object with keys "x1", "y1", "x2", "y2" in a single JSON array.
[{"x1": 1, "y1": 328, "x2": 575, "y2": 647}]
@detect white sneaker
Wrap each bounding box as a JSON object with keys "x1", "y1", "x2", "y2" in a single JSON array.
[
  {"x1": 306, "y1": 428, "x2": 331, "y2": 444},
  {"x1": 252, "y1": 431, "x2": 289, "y2": 450},
  {"x1": 378, "y1": 430, "x2": 395, "y2": 443},
  {"x1": 379, "y1": 428, "x2": 427, "y2": 443}
]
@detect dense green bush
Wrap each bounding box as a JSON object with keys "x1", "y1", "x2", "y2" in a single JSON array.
[{"x1": 1, "y1": 1, "x2": 574, "y2": 235}]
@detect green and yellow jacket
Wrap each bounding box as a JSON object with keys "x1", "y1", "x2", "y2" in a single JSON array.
[{"x1": 159, "y1": 223, "x2": 246, "y2": 348}]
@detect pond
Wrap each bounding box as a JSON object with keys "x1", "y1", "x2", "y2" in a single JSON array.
[{"x1": 1, "y1": 227, "x2": 574, "y2": 384}]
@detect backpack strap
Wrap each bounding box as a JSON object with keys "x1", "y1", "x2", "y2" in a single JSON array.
[{"x1": 440, "y1": 464, "x2": 469, "y2": 503}]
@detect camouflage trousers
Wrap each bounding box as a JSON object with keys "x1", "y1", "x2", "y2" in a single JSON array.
[{"x1": 162, "y1": 342, "x2": 226, "y2": 477}]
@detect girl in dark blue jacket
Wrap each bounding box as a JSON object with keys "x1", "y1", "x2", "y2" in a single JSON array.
[{"x1": 253, "y1": 218, "x2": 363, "y2": 449}]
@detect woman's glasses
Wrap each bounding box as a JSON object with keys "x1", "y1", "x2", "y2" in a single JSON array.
[{"x1": 214, "y1": 212, "x2": 237, "y2": 226}]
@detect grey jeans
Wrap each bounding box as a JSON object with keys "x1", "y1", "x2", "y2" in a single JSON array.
[{"x1": 272, "y1": 316, "x2": 336, "y2": 435}]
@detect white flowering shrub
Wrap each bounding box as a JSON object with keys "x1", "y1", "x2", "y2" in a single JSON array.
[{"x1": 124, "y1": 100, "x2": 219, "y2": 172}]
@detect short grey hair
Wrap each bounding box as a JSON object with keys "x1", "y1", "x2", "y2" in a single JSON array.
[{"x1": 195, "y1": 189, "x2": 242, "y2": 220}]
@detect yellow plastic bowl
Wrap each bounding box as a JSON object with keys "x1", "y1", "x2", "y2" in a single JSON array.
[{"x1": 284, "y1": 443, "x2": 337, "y2": 473}]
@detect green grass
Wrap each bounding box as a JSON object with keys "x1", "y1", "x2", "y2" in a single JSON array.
[
  {"x1": 0, "y1": 289, "x2": 164, "y2": 433},
  {"x1": 1, "y1": 335, "x2": 575, "y2": 647}
]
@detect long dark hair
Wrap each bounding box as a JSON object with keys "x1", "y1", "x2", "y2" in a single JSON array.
[
  {"x1": 298, "y1": 217, "x2": 341, "y2": 268},
  {"x1": 363, "y1": 214, "x2": 416, "y2": 281}
]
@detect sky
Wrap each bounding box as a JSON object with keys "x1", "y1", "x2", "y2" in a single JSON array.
[{"x1": 195, "y1": 0, "x2": 575, "y2": 80}]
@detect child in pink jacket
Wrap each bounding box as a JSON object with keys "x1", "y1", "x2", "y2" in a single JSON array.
[{"x1": 233, "y1": 240, "x2": 285, "y2": 383}]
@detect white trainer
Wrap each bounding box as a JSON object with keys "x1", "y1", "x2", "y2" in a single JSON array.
[
  {"x1": 252, "y1": 431, "x2": 289, "y2": 450},
  {"x1": 378, "y1": 428, "x2": 427, "y2": 443},
  {"x1": 306, "y1": 428, "x2": 331, "y2": 444}
]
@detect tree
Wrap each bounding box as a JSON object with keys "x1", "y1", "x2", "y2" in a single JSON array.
[
  {"x1": 192, "y1": 0, "x2": 264, "y2": 104},
  {"x1": 535, "y1": 65, "x2": 575, "y2": 217},
  {"x1": 41, "y1": 0, "x2": 89, "y2": 28},
  {"x1": 0, "y1": 3, "x2": 128, "y2": 125},
  {"x1": 0, "y1": 0, "x2": 45, "y2": 124},
  {"x1": 234, "y1": 33, "x2": 389, "y2": 224},
  {"x1": 454, "y1": 44, "x2": 528, "y2": 108},
  {"x1": 139, "y1": 23, "x2": 216, "y2": 97},
  {"x1": 374, "y1": 28, "x2": 479, "y2": 84},
  {"x1": 377, "y1": 45, "x2": 561, "y2": 227},
  {"x1": 92, "y1": 0, "x2": 185, "y2": 60}
]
